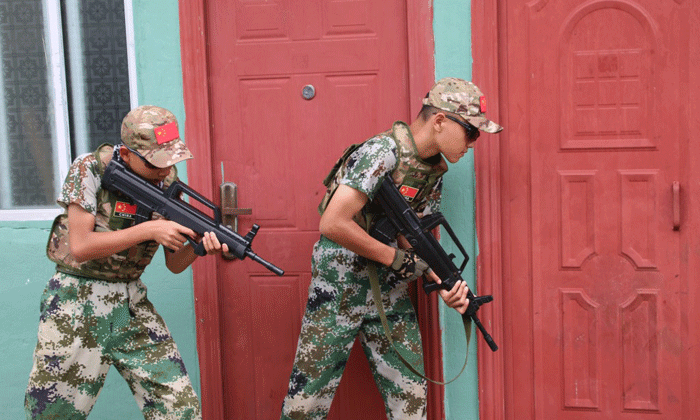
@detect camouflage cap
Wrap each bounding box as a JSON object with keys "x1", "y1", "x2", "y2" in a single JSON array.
[
  {"x1": 423, "y1": 77, "x2": 503, "y2": 133},
  {"x1": 121, "y1": 105, "x2": 193, "y2": 168}
]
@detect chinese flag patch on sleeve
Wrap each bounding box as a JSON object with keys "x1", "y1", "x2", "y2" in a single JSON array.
[
  {"x1": 399, "y1": 185, "x2": 419, "y2": 201},
  {"x1": 154, "y1": 122, "x2": 179, "y2": 144}
]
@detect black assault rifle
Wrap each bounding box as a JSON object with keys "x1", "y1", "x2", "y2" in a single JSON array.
[
  {"x1": 369, "y1": 174, "x2": 498, "y2": 351},
  {"x1": 101, "y1": 159, "x2": 284, "y2": 276}
]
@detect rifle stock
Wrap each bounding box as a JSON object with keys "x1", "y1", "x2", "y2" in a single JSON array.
[
  {"x1": 370, "y1": 175, "x2": 497, "y2": 351},
  {"x1": 101, "y1": 159, "x2": 284, "y2": 276}
]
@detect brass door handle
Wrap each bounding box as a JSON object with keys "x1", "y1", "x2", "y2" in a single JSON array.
[
  {"x1": 672, "y1": 181, "x2": 680, "y2": 231},
  {"x1": 221, "y1": 206, "x2": 253, "y2": 216}
]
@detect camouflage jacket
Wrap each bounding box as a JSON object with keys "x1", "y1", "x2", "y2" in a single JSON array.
[
  {"x1": 46, "y1": 144, "x2": 177, "y2": 281},
  {"x1": 318, "y1": 121, "x2": 448, "y2": 232}
]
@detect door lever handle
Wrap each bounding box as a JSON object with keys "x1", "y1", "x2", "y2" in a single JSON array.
[
  {"x1": 672, "y1": 181, "x2": 680, "y2": 231},
  {"x1": 221, "y1": 181, "x2": 252, "y2": 232}
]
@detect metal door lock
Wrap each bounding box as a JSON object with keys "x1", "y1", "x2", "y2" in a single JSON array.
[
  {"x1": 220, "y1": 181, "x2": 252, "y2": 260},
  {"x1": 302, "y1": 84, "x2": 316, "y2": 100}
]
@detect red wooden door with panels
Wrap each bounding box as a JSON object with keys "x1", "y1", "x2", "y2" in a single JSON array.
[
  {"x1": 473, "y1": 0, "x2": 697, "y2": 418},
  {"x1": 179, "y1": 0, "x2": 442, "y2": 418}
]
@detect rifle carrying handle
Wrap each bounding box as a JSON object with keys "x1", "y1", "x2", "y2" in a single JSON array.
[{"x1": 166, "y1": 181, "x2": 222, "y2": 224}]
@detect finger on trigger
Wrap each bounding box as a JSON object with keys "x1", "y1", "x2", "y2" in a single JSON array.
[{"x1": 183, "y1": 227, "x2": 196, "y2": 238}]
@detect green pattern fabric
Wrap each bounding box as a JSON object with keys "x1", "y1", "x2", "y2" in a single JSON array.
[{"x1": 25, "y1": 273, "x2": 200, "y2": 419}]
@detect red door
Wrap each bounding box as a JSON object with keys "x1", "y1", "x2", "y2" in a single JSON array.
[
  {"x1": 474, "y1": 0, "x2": 696, "y2": 419},
  {"x1": 179, "y1": 1, "x2": 437, "y2": 419}
]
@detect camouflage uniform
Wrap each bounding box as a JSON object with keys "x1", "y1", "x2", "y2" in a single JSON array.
[
  {"x1": 25, "y1": 106, "x2": 201, "y2": 420},
  {"x1": 25, "y1": 272, "x2": 200, "y2": 420},
  {"x1": 281, "y1": 121, "x2": 446, "y2": 420}
]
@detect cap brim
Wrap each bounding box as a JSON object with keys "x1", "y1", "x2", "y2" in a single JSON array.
[
  {"x1": 138, "y1": 138, "x2": 194, "y2": 168},
  {"x1": 464, "y1": 114, "x2": 503, "y2": 133}
]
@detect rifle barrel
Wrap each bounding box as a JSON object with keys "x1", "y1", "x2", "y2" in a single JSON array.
[{"x1": 246, "y1": 250, "x2": 285, "y2": 276}]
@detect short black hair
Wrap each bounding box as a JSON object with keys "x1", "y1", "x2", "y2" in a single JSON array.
[{"x1": 418, "y1": 104, "x2": 440, "y2": 121}]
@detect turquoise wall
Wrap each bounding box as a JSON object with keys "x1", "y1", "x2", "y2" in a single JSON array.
[
  {"x1": 1, "y1": 1, "x2": 199, "y2": 419},
  {"x1": 3, "y1": 222, "x2": 59, "y2": 419},
  {"x1": 433, "y1": 0, "x2": 480, "y2": 419}
]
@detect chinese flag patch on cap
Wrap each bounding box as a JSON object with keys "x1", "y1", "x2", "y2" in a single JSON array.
[
  {"x1": 479, "y1": 96, "x2": 487, "y2": 113},
  {"x1": 154, "y1": 122, "x2": 179, "y2": 144},
  {"x1": 399, "y1": 185, "x2": 419, "y2": 201}
]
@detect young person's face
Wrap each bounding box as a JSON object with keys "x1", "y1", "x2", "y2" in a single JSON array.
[
  {"x1": 121, "y1": 146, "x2": 172, "y2": 184},
  {"x1": 437, "y1": 114, "x2": 479, "y2": 163}
]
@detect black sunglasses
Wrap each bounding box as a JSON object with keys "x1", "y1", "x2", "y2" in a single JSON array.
[
  {"x1": 125, "y1": 146, "x2": 158, "y2": 169},
  {"x1": 445, "y1": 115, "x2": 480, "y2": 141}
]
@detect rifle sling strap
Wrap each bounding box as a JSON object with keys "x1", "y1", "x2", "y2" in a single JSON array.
[{"x1": 368, "y1": 263, "x2": 471, "y2": 385}]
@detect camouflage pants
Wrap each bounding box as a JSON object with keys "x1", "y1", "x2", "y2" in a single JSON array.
[
  {"x1": 281, "y1": 237, "x2": 427, "y2": 420},
  {"x1": 24, "y1": 272, "x2": 201, "y2": 420}
]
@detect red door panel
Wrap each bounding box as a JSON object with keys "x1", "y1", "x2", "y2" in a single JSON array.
[{"x1": 486, "y1": 0, "x2": 694, "y2": 418}]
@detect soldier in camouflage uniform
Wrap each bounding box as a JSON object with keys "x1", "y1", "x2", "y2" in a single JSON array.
[
  {"x1": 280, "y1": 78, "x2": 503, "y2": 420},
  {"x1": 25, "y1": 106, "x2": 228, "y2": 420}
]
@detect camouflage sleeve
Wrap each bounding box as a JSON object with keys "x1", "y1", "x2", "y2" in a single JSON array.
[
  {"x1": 420, "y1": 177, "x2": 443, "y2": 216},
  {"x1": 339, "y1": 135, "x2": 397, "y2": 201},
  {"x1": 56, "y1": 153, "x2": 101, "y2": 215}
]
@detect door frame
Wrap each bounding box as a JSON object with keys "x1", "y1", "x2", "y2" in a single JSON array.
[
  {"x1": 178, "y1": 1, "x2": 441, "y2": 418},
  {"x1": 472, "y1": 1, "x2": 510, "y2": 420}
]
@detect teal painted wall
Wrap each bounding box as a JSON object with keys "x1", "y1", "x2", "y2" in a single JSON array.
[
  {"x1": 433, "y1": 1, "x2": 480, "y2": 419},
  {"x1": 2, "y1": 222, "x2": 58, "y2": 419},
  {"x1": 1, "y1": 1, "x2": 198, "y2": 419}
]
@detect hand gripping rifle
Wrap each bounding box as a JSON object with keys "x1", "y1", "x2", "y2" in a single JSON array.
[
  {"x1": 369, "y1": 174, "x2": 497, "y2": 351},
  {"x1": 101, "y1": 159, "x2": 284, "y2": 276}
]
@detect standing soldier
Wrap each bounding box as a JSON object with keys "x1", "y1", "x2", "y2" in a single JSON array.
[
  {"x1": 25, "y1": 106, "x2": 227, "y2": 419},
  {"x1": 280, "y1": 78, "x2": 503, "y2": 419}
]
